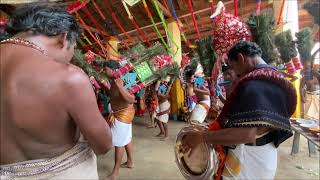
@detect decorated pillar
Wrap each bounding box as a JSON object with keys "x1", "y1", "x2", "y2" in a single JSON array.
[
  {"x1": 274, "y1": 0, "x2": 301, "y2": 118},
  {"x1": 167, "y1": 18, "x2": 184, "y2": 121},
  {"x1": 107, "y1": 36, "x2": 119, "y2": 60}
]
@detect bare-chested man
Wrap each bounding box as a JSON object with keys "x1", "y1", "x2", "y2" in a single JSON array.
[
  {"x1": 0, "y1": 5, "x2": 112, "y2": 179},
  {"x1": 155, "y1": 79, "x2": 172, "y2": 141},
  {"x1": 189, "y1": 76, "x2": 211, "y2": 124},
  {"x1": 185, "y1": 70, "x2": 197, "y2": 112},
  {"x1": 104, "y1": 61, "x2": 135, "y2": 180}
]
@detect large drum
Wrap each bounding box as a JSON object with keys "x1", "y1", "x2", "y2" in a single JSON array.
[{"x1": 175, "y1": 125, "x2": 219, "y2": 180}]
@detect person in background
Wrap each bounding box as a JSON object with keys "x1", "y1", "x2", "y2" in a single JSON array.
[
  {"x1": 184, "y1": 66, "x2": 198, "y2": 112},
  {"x1": 155, "y1": 79, "x2": 172, "y2": 141},
  {"x1": 0, "y1": 5, "x2": 112, "y2": 179},
  {"x1": 300, "y1": 0, "x2": 320, "y2": 120},
  {"x1": 189, "y1": 75, "x2": 211, "y2": 124},
  {"x1": 147, "y1": 86, "x2": 158, "y2": 128},
  {"x1": 135, "y1": 88, "x2": 146, "y2": 117},
  {"x1": 104, "y1": 60, "x2": 136, "y2": 180}
]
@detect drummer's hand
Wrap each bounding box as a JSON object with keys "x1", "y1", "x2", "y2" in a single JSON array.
[{"x1": 182, "y1": 132, "x2": 203, "y2": 157}]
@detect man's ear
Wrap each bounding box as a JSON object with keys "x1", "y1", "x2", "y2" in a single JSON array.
[
  {"x1": 57, "y1": 33, "x2": 68, "y2": 49},
  {"x1": 237, "y1": 53, "x2": 245, "y2": 64}
]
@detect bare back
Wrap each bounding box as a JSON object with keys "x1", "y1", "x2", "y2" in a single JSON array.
[{"x1": 1, "y1": 44, "x2": 80, "y2": 164}]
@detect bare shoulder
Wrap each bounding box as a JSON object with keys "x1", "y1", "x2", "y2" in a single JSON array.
[{"x1": 61, "y1": 64, "x2": 91, "y2": 91}]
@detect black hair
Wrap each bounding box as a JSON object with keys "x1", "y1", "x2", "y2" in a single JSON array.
[
  {"x1": 6, "y1": 5, "x2": 80, "y2": 45},
  {"x1": 227, "y1": 41, "x2": 263, "y2": 61},
  {"x1": 221, "y1": 64, "x2": 229, "y2": 72},
  {"x1": 304, "y1": 1, "x2": 319, "y2": 25},
  {"x1": 184, "y1": 65, "x2": 195, "y2": 79},
  {"x1": 104, "y1": 60, "x2": 121, "y2": 70}
]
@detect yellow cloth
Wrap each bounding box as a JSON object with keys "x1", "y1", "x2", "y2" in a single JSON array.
[
  {"x1": 0, "y1": 142, "x2": 98, "y2": 179},
  {"x1": 304, "y1": 91, "x2": 320, "y2": 120},
  {"x1": 109, "y1": 105, "x2": 135, "y2": 125}
]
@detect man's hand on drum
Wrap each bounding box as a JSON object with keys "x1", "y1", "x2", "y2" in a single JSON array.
[{"x1": 181, "y1": 131, "x2": 203, "y2": 157}]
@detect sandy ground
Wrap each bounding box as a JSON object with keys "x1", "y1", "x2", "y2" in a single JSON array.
[{"x1": 97, "y1": 116, "x2": 319, "y2": 180}]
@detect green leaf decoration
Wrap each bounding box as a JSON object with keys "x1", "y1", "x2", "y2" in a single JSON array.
[
  {"x1": 295, "y1": 28, "x2": 313, "y2": 63},
  {"x1": 247, "y1": 13, "x2": 278, "y2": 64},
  {"x1": 195, "y1": 36, "x2": 216, "y2": 77},
  {"x1": 275, "y1": 30, "x2": 298, "y2": 63}
]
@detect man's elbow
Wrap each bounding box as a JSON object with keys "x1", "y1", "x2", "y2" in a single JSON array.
[
  {"x1": 94, "y1": 140, "x2": 113, "y2": 155},
  {"x1": 94, "y1": 136, "x2": 113, "y2": 155}
]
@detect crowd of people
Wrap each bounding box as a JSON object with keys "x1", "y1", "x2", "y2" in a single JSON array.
[{"x1": 1, "y1": 2, "x2": 319, "y2": 180}]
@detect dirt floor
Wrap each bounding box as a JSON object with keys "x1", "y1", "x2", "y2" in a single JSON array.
[{"x1": 97, "y1": 116, "x2": 320, "y2": 180}]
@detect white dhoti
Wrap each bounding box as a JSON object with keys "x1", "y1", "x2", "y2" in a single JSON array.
[
  {"x1": 222, "y1": 143, "x2": 277, "y2": 180},
  {"x1": 155, "y1": 100, "x2": 171, "y2": 123},
  {"x1": 0, "y1": 142, "x2": 98, "y2": 179},
  {"x1": 111, "y1": 119, "x2": 132, "y2": 147},
  {"x1": 190, "y1": 99, "x2": 211, "y2": 124}
]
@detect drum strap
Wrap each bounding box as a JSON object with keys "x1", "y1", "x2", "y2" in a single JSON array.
[{"x1": 245, "y1": 133, "x2": 273, "y2": 146}]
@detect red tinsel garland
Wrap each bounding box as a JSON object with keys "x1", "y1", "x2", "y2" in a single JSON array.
[
  {"x1": 130, "y1": 18, "x2": 151, "y2": 46},
  {"x1": 67, "y1": 0, "x2": 88, "y2": 14},
  {"x1": 256, "y1": 0, "x2": 262, "y2": 15},
  {"x1": 103, "y1": 0, "x2": 134, "y2": 43},
  {"x1": 82, "y1": 6, "x2": 118, "y2": 52},
  {"x1": 233, "y1": 0, "x2": 238, "y2": 17},
  {"x1": 277, "y1": 0, "x2": 286, "y2": 25},
  {"x1": 187, "y1": 0, "x2": 201, "y2": 40},
  {"x1": 77, "y1": 14, "x2": 120, "y2": 60}
]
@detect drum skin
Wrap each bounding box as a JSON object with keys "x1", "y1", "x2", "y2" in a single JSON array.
[{"x1": 175, "y1": 125, "x2": 218, "y2": 180}]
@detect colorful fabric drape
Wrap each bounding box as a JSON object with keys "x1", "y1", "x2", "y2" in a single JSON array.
[
  {"x1": 151, "y1": 0, "x2": 179, "y2": 50},
  {"x1": 168, "y1": 0, "x2": 192, "y2": 47},
  {"x1": 142, "y1": 0, "x2": 170, "y2": 51}
]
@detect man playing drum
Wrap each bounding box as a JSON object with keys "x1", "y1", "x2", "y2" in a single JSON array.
[{"x1": 183, "y1": 41, "x2": 296, "y2": 179}]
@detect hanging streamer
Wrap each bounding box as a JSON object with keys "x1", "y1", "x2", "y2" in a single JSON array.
[
  {"x1": 82, "y1": 34, "x2": 93, "y2": 46},
  {"x1": 67, "y1": 0, "x2": 88, "y2": 14},
  {"x1": 78, "y1": 39, "x2": 86, "y2": 46},
  {"x1": 233, "y1": 0, "x2": 238, "y2": 17},
  {"x1": 77, "y1": 13, "x2": 120, "y2": 60},
  {"x1": 90, "y1": 3, "x2": 130, "y2": 49},
  {"x1": 82, "y1": 6, "x2": 119, "y2": 52},
  {"x1": 91, "y1": 0, "x2": 106, "y2": 20},
  {"x1": 277, "y1": 0, "x2": 285, "y2": 25},
  {"x1": 168, "y1": 0, "x2": 192, "y2": 47},
  {"x1": 142, "y1": 0, "x2": 170, "y2": 50},
  {"x1": 122, "y1": 1, "x2": 151, "y2": 46},
  {"x1": 187, "y1": 0, "x2": 201, "y2": 40},
  {"x1": 256, "y1": 0, "x2": 261, "y2": 15},
  {"x1": 103, "y1": 0, "x2": 134, "y2": 43},
  {"x1": 152, "y1": 0, "x2": 179, "y2": 50}
]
